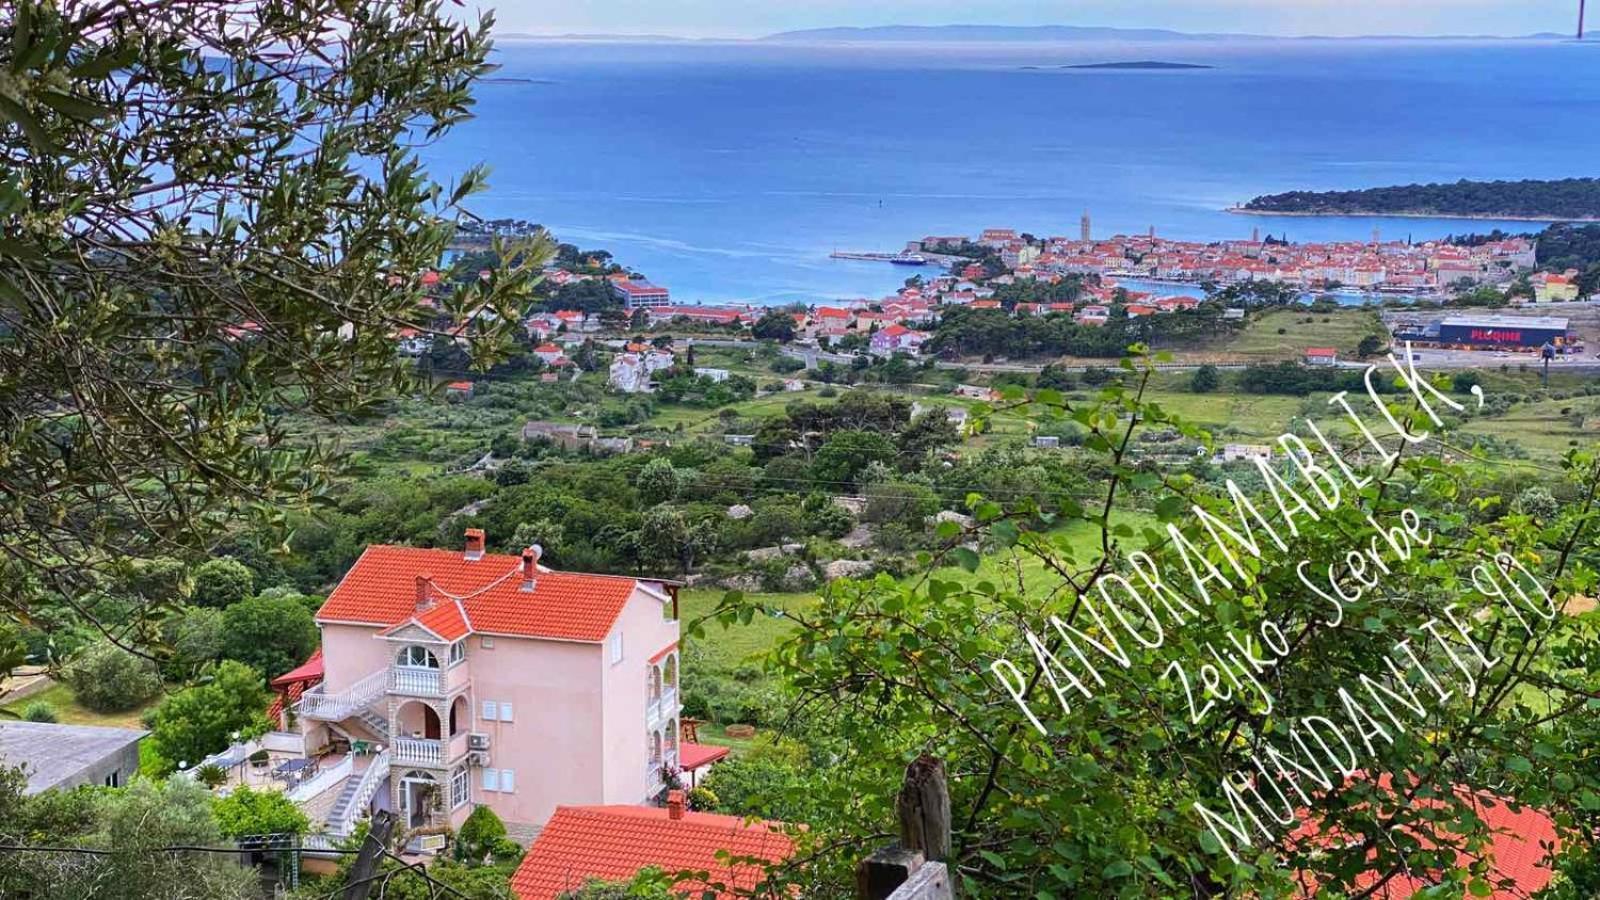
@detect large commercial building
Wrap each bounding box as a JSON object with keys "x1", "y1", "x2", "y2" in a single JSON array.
[
  {"x1": 1435, "y1": 315, "x2": 1571, "y2": 349},
  {"x1": 608, "y1": 277, "x2": 671, "y2": 310}
]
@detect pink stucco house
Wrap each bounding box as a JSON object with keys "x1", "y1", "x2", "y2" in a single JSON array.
[{"x1": 282, "y1": 529, "x2": 694, "y2": 843}]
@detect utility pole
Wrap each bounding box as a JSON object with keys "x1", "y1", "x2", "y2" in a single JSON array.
[{"x1": 344, "y1": 809, "x2": 396, "y2": 900}]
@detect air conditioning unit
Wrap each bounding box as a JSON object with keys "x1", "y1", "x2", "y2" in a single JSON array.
[
  {"x1": 468, "y1": 750, "x2": 490, "y2": 768},
  {"x1": 467, "y1": 733, "x2": 490, "y2": 751}
]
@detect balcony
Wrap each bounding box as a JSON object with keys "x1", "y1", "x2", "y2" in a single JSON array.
[
  {"x1": 389, "y1": 661, "x2": 470, "y2": 699},
  {"x1": 648, "y1": 686, "x2": 679, "y2": 724},
  {"x1": 392, "y1": 733, "x2": 471, "y2": 768},
  {"x1": 394, "y1": 737, "x2": 444, "y2": 766},
  {"x1": 296, "y1": 670, "x2": 387, "y2": 721}
]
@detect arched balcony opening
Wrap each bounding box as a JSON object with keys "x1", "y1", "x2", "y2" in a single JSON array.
[
  {"x1": 449, "y1": 695, "x2": 468, "y2": 737},
  {"x1": 396, "y1": 700, "x2": 441, "y2": 741}
]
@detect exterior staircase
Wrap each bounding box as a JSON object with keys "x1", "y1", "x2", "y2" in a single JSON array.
[
  {"x1": 355, "y1": 709, "x2": 391, "y2": 742},
  {"x1": 325, "y1": 775, "x2": 364, "y2": 829}
]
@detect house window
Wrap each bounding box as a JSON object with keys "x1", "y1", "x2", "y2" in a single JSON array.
[
  {"x1": 103, "y1": 770, "x2": 119, "y2": 788},
  {"x1": 482, "y1": 700, "x2": 498, "y2": 721},
  {"x1": 451, "y1": 766, "x2": 469, "y2": 809},
  {"x1": 609, "y1": 632, "x2": 624, "y2": 665},
  {"x1": 500, "y1": 769, "x2": 515, "y2": 793},
  {"x1": 482, "y1": 768, "x2": 499, "y2": 792},
  {"x1": 479, "y1": 637, "x2": 495, "y2": 650},
  {"x1": 449, "y1": 641, "x2": 465, "y2": 665},
  {"x1": 498, "y1": 702, "x2": 513, "y2": 723},
  {"x1": 396, "y1": 645, "x2": 439, "y2": 669}
]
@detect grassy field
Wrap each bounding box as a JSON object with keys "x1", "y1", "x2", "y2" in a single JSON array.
[
  {"x1": 1, "y1": 681, "x2": 158, "y2": 729},
  {"x1": 1142, "y1": 307, "x2": 1388, "y2": 365},
  {"x1": 1460, "y1": 395, "x2": 1600, "y2": 459}
]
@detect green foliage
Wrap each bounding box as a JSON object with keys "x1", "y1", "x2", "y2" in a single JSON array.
[
  {"x1": 695, "y1": 365, "x2": 1600, "y2": 897},
  {"x1": 556, "y1": 868, "x2": 676, "y2": 899},
  {"x1": 190, "y1": 559, "x2": 256, "y2": 609},
  {"x1": 812, "y1": 429, "x2": 898, "y2": 488},
  {"x1": 0, "y1": 0, "x2": 543, "y2": 663},
  {"x1": 1357, "y1": 333, "x2": 1385, "y2": 358},
  {"x1": 0, "y1": 774, "x2": 263, "y2": 900},
  {"x1": 195, "y1": 764, "x2": 228, "y2": 789},
  {"x1": 455, "y1": 804, "x2": 516, "y2": 865},
  {"x1": 60, "y1": 640, "x2": 163, "y2": 713},
  {"x1": 213, "y1": 786, "x2": 310, "y2": 838},
  {"x1": 148, "y1": 661, "x2": 270, "y2": 771},
  {"x1": 20, "y1": 700, "x2": 56, "y2": 722},
  {"x1": 1190, "y1": 363, "x2": 1220, "y2": 393},
  {"x1": 1245, "y1": 177, "x2": 1600, "y2": 218},
  {"x1": 219, "y1": 595, "x2": 319, "y2": 680},
  {"x1": 162, "y1": 607, "x2": 226, "y2": 678},
  {"x1": 701, "y1": 738, "x2": 827, "y2": 823},
  {"x1": 752, "y1": 310, "x2": 797, "y2": 343}
]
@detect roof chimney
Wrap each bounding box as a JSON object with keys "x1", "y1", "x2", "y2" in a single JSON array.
[
  {"x1": 464, "y1": 528, "x2": 486, "y2": 561},
  {"x1": 666, "y1": 789, "x2": 685, "y2": 821},
  {"x1": 520, "y1": 545, "x2": 542, "y2": 592},
  {"x1": 415, "y1": 574, "x2": 434, "y2": 611}
]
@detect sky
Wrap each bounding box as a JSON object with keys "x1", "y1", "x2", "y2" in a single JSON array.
[{"x1": 473, "y1": 0, "x2": 1581, "y2": 39}]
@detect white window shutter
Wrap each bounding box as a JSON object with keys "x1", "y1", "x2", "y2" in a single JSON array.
[
  {"x1": 501, "y1": 769, "x2": 515, "y2": 793},
  {"x1": 482, "y1": 700, "x2": 497, "y2": 721},
  {"x1": 499, "y1": 702, "x2": 514, "y2": 722},
  {"x1": 482, "y1": 769, "x2": 499, "y2": 792}
]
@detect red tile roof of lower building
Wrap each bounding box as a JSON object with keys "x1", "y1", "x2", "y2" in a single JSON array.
[
  {"x1": 509, "y1": 805, "x2": 794, "y2": 900},
  {"x1": 1305, "y1": 347, "x2": 1338, "y2": 357},
  {"x1": 1290, "y1": 776, "x2": 1558, "y2": 898},
  {"x1": 270, "y1": 648, "x2": 324, "y2": 687},
  {"x1": 316, "y1": 546, "x2": 645, "y2": 643},
  {"x1": 678, "y1": 742, "x2": 730, "y2": 772}
]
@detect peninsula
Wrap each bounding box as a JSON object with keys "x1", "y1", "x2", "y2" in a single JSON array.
[
  {"x1": 1233, "y1": 177, "x2": 1600, "y2": 222},
  {"x1": 1062, "y1": 60, "x2": 1213, "y2": 69}
]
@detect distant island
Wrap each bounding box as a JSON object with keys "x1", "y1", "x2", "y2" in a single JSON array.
[
  {"x1": 1233, "y1": 177, "x2": 1600, "y2": 222},
  {"x1": 760, "y1": 24, "x2": 1563, "y2": 43},
  {"x1": 1063, "y1": 60, "x2": 1213, "y2": 69}
]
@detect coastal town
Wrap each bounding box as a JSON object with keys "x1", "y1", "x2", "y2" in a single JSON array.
[{"x1": 489, "y1": 220, "x2": 1593, "y2": 399}]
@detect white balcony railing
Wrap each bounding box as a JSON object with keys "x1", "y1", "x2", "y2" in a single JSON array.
[
  {"x1": 390, "y1": 667, "x2": 441, "y2": 696},
  {"x1": 648, "y1": 687, "x2": 679, "y2": 725},
  {"x1": 389, "y1": 663, "x2": 469, "y2": 698},
  {"x1": 394, "y1": 738, "x2": 443, "y2": 766},
  {"x1": 296, "y1": 670, "x2": 387, "y2": 721}
]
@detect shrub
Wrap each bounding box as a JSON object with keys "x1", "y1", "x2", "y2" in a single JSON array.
[
  {"x1": 162, "y1": 607, "x2": 225, "y2": 678},
  {"x1": 61, "y1": 640, "x2": 163, "y2": 713},
  {"x1": 147, "y1": 661, "x2": 270, "y2": 771},
  {"x1": 21, "y1": 701, "x2": 57, "y2": 722},
  {"x1": 455, "y1": 805, "x2": 509, "y2": 865},
  {"x1": 195, "y1": 763, "x2": 228, "y2": 789},
  {"x1": 191, "y1": 558, "x2": 255, "y2": 608},
  {"x1": 214, "y1": 785, "x2": 310, "y2": 837}
]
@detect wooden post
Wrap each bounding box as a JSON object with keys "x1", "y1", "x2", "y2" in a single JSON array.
[
  {"x1": 344, "y1": 809, "x2": 395, "y2": 900},
  {"x1": 897, "y1": 755, "x2": 951, "y2": 863},
  {"x1": 856, "y1": 756, "x2": 954, "y2": 900}
]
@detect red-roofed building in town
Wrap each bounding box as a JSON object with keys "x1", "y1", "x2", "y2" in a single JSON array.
[
  {"x1": 869, "y1": 323, "x2": 930, "y2": 356},
  {"x1": 510, "y1": 791, "x2": 794, "y2": 900},
  {"x1": 608, "y1": 275, "x2": 672, "y2": 310},
  {"x1": 270, "y1": 530, "x2": 692, "y2": 844}
]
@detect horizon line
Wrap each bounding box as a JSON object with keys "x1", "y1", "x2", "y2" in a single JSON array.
[{"x1": 491, "y1": 21, "x2": 1579, "y2": 43}]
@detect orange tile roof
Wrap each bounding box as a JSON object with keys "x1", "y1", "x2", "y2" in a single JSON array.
[
  {"x1": 509, "y1": 805, "x2": 794, "y2": 900},
  {"x1": 317, "y1": 546, "x2": 644, "y2": 643}
]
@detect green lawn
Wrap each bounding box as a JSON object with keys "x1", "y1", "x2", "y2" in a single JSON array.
[{"x1": 2, "y1": 681, "x2": 158, "y2": 730}]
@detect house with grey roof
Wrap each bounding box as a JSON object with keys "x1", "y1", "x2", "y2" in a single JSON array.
[{"x1": 0, "y1": 722, "x2": 147, "y2": 794}]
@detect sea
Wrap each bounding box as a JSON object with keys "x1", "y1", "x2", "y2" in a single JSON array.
[{"x1": 418, "y1": 37, "x2": 1600, "y2": 306}]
